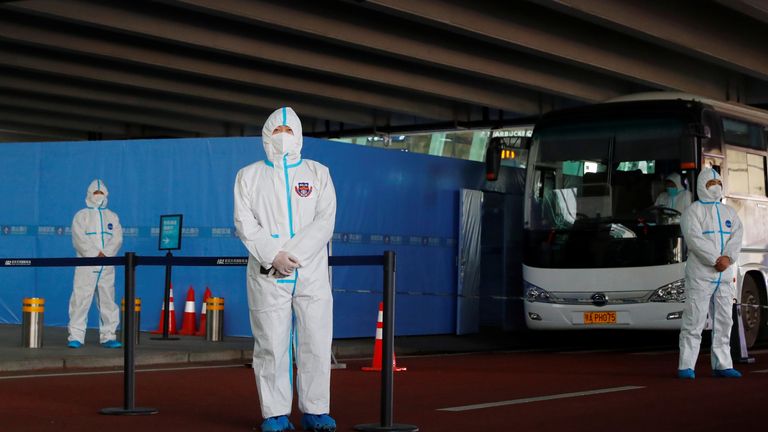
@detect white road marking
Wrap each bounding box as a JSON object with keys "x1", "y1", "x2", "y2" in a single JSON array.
[
  {"x1": 437, "y1": 386, "x2": 645, "y2": 412},
  {"x1": 0, "y1": 363, "x2": 243, "y2": 380}
]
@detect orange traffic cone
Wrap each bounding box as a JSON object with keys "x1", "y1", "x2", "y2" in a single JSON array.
[
  {"x1": 178, "y1": 286, "x2": 197, "y2": 335},
  {"x1": 195, "y1": 287, "x2": 212, "y2": 336},
  {"x1": 151, "y1": 285, "x2": 177, "y2": 334},
  {"x1": 362, "y1": 302, "x2": 406, "y2": 372}
]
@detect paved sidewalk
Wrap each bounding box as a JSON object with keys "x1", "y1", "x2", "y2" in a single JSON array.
[{"x1": 0, "y1": 324, "x2": 525, "y2": 372}]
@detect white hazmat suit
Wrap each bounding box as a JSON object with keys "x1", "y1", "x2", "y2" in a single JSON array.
[
  {"x1": 234, "y1": 107, "x2": 337, "y2": 418},
  {"x1": 678, "y1": 168, "x2": 742, "y2": 372},
  {"x1": 654, "y1": 173, "x2": 692, "y2": 214},
  {"x1": 68, "y1": 179, "x2": 123, "y2": 344}
]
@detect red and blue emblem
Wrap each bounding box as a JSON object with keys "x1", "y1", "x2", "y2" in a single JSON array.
[{"x1": 295, "y1": 182, "x2": 313, "y2": 198}]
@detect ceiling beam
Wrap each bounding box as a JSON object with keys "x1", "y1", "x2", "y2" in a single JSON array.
[
  {"x1": 529, "y1": 0, "x2": 768, "y2": 83},
  {"x1": 0, "y1": 72, "x2": 265, "y2": 126},
  {"x1": 0, "y1": 122, "x2": 87, "y2": 141},
  {"x1": 0, "y1": 48, "x2": 375, "y2": 126},
  {"x1": 0, "y1": 91, "x2": 228, "y2": 135},
  {"x1": 0, "y1": 106, "x2": 129, "y2": 135},
  {"x1": 1, "y1": 0, "x2": 545, "y2": 114},
  {"x1": 0, "y1": 21, "x2": 458, "y2": 121},
  {"x1": 166, "y1": 0, "x2": 631, "y2": 102},
  {"x1": 715, "y1": 0, "x2": 768, "y2": 25},
  {"x1": 357, "y1": 0, "x2": 733, "y2": 101}
]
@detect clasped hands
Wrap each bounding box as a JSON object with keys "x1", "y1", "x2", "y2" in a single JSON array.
[
  {"x1": 271, "y1": 251, "x2": 300, "y2": 278},
  {"x1": 714, "y1": 256, "x2": 731, "y2": 272}
]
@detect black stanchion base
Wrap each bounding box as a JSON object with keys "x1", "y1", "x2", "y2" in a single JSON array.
[
  {"x1": 100, "y1": 407, "x2": 159, "y2": 416},
  {"x1": 739, "y1": 356, "x2": 756, "y2": 364},
  {"x1": 354, "y1": 424, "x2": 419, "y2": 432},
  {"x1": 149, "y1": 336, "x2": 180, "y2": 341}
]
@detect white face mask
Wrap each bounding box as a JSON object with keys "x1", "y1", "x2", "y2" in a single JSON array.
[
  {"x1": 92, "y1": 194, "x2": 105, "y2": 206},
  {"x1": 707, "y1": 185, "x2": 723, "y2": 199},
  {"x1": 271, "y1": 133, "x2": 298, "y2": 156}
]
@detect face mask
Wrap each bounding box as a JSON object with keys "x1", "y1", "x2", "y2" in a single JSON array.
[
  {"x1": 92, "y1": 194, "x2": 105, "y2": 206},
  {"x1": 271, "y1": 133, "x2": 298, "y2": 155},
  {"x1": 707, "y1": 185, "x2": 723, "y2": 199},
  {"x1": 666, "y1": 187, "x2": 679, "y2": 197}
]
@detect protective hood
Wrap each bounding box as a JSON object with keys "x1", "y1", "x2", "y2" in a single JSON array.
[
  {"x1": 85, "y1": 179, "x2": 109, "y2": 208},
  {"x1": 262, "y1": 107, "x2": 303, "y2": 165},
  {"x1": 696, "y1": 167, "x2": 722, "y2": 202},
  {"x1": 665, "y1": 173, "x2": 683, "y2": 191}
]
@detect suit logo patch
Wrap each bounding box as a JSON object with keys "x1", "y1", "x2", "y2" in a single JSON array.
[
  {"x1": 295, "y1": 182, "x2": 313, "y2": 197},
  {"x1": 725, "y1": 220, "x2": 732, "y2": 228},
  {"x1": 107, "y1": 223, "x2": 113, "y2": 230}
]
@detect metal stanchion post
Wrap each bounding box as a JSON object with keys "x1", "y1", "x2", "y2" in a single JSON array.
[
  {"x1": 152, "y1": 250, "x2": 179, "y2": 340},
  {"x1": 120, "y1": 298, "x2": 141, "y2": 346},
  {"x1": 355, "y1": 251, "x2": 418, "y2": 432},
  {"x1": 101, "y1": 252, "x2": 158, "y2": 416}
]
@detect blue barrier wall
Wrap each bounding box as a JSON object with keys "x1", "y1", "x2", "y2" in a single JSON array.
[{"x1": 0, "y1": 137, "x2": 523, "y2": 337}]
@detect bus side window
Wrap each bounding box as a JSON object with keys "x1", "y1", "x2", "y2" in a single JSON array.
[{"x1": 702, "y1": 110, "x2": 723, "y2": 155}]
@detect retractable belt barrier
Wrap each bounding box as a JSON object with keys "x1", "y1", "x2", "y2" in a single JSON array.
[{"x1": 0, "y1": 252, "x2": 418, "y2": 429}]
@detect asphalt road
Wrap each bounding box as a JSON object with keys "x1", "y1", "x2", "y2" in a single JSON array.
[{"x1": 2, "y1": 342, "x2": 766, "y2": 431}]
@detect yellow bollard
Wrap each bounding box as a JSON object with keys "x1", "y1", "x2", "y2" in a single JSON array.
[
  {"x1": 205, "y1": 297, "x2": 224, "y2": 342},
  {"x1": 22, "y1": 297, "x2": 44, "y2": 348}
]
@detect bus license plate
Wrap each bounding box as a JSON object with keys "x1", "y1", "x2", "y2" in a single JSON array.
[{"x1": 583, "y1": 311, "x2": 617, "y2": 325}]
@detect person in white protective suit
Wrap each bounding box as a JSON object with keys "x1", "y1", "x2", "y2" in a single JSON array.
[
  {"x1": 678, "y1": 167, "x2": 743, "y2": 379},
  {"x1": 67, "y1": 179, "x2": 124, "y2": 349},
  {"x1": 654, "y1": 172, "x2": 692, "y2": 215},
  {"x1": 234, "y1": 107, "x2": 337, "y2": 432}
]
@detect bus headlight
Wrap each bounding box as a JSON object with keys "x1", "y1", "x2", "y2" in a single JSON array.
[
  {"x1": 648, "y1": 279, "x2": 686, "y2": 302},
  {"x1": 525, "y1": 282, "x2": 555, "y2": 303}
]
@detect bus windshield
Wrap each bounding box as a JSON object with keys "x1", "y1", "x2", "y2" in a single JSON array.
[{"x1": 525, "y1": 118, "x2": 689, "y2": 268}]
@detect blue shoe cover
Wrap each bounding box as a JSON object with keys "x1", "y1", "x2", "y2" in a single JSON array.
[
  {"x1": 261, "y1": 415, "x2": 294, "y2": 432},
  {"x1": 301, "y1": 414, "x2": 336, "y2": 432},
  {"x1": 67, "y1": 340, "x2": 82, "y2": 349},
  {"x1": 713, "y1": 368, "x2": 742, "y2": 378},
  {"x1": 677, "y1": 368, "x2": 695, "y2": 379},
  {"x1": 101, "y1": 340, "x2": 123, "y2": 349}
]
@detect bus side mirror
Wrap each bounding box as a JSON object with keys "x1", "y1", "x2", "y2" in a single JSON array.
[{"x1": 485, "y1": 137, "x2": 502, "y2": 181}]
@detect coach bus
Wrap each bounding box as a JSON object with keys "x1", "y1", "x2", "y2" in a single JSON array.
[{"x1": 517, "y1": 92, "x2": 768, "y2": 347}]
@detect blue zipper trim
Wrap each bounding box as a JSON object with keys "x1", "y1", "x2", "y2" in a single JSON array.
[
  {"x1": 286, "y1": 267, "x2": 300, "y2": 391},
  {"x1": 282, "y1": 107, "x2": 287, "y2": 126},
  {"x1": 93, "y1": 266, "x2": 104, "y2": 285},
  {"x1": 712, "y1": 203, "x2": 725, "y2": 295},
  {"x1": 283, "y1": 154, "x2": 295, "y2": 239},
  {"x1": 276, "y1": 279, "x2": 297, "y2": 284},
  {"x1": 271, "y1": 234, "x2": 280, "y2": 239},
  {"x1": 715, "y1": 204, "x2": 724, "y2": 255},
  {"x1": 264, "y1": 159, "x2": 274, "y2": 167},
  {"x1": 289, "y1": 309, "x2": 296, "y2": 389},
  {"x1": 97, "y1": 208, "x2": 105, "y2": 248}
]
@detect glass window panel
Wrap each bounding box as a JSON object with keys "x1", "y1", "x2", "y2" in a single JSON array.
[
  {"x1": 723, "y1": 118, "x2": 766, "y2": 150},
  {"x1": 726, "y1": 148, "x2": 749, "y2": 195},
  {"x1": 747, "y1": 152, "x2": 766, "y2": 196}
]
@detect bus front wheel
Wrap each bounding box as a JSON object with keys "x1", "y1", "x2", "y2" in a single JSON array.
[{"x1": 739, "y1": 276, "x2": 765, "y2": 348}]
